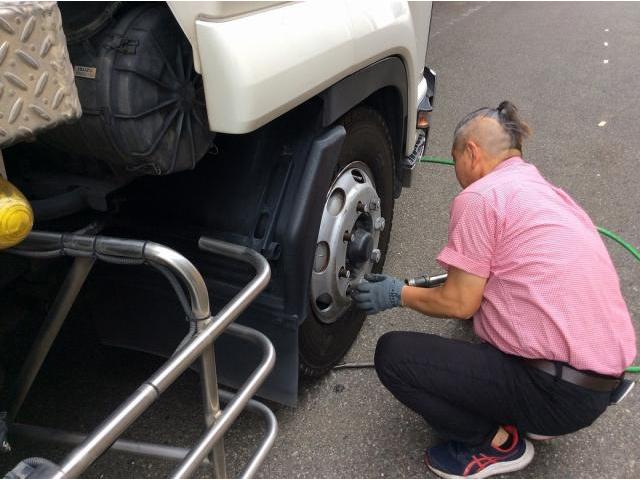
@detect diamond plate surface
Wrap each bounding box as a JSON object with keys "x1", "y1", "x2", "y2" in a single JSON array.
[{"x1": 0, "y1": 1, "x2": 81, "y2": 148}]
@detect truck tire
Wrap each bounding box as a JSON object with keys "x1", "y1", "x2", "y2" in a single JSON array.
[{"x1": 299, "y1": 106, "x2": 395, "y2": 377}]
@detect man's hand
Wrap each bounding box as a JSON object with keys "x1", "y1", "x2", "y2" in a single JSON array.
[{"x1": 351, "y1": 273, "x2": 404, "y2": 315}]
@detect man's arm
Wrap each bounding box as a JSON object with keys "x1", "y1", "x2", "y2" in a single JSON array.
[{"x1": 401, "y1": 267, "x2": 487, "y2": 319}]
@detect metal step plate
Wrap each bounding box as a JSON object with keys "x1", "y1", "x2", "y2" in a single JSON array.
[{"x1": 0, "y1": 1, "x2": 81, "y2": 148}]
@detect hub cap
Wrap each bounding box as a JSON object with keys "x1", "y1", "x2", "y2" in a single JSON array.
[{"x1": 311, "y1": 162, "x2": 384, "y2": 324}]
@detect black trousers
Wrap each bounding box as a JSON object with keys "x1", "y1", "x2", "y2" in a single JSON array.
[{"x1": 374, "y1": 331, "x2": 612, "y2": 446}]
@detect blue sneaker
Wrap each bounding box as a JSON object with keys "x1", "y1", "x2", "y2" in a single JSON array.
[{"x1": 424, "y1": 426, "x2": 534, "y2": 479}]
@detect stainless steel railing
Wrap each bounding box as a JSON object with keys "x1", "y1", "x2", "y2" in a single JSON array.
[{"x1": 3, "y1": 231, "x2": 277, "y2": 478}]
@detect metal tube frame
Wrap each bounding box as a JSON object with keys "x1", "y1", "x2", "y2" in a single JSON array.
[
  {"x1": 171, "y1": 323, "x2": 276, "y2": 479},
  {"x1": 10, "y1": 385, "x2": 277, "y2": 477},
  {"x1": 7, "y1": 256, "x2": 96, "y2": 423},
  {"x1": 3, "y1": 231, "x2": 275, "y2": 478}
]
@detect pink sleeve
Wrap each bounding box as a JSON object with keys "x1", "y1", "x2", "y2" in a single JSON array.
[{"x1": 437, "y1": 192, "x2": 496, "y2": 278}]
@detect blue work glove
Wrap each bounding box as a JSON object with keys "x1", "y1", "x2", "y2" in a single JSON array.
[{"x1": 351, "y1": 273, "x2": 404, "y2": 315}]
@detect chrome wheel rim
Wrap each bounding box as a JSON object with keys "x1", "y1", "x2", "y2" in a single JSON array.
[{"x1": 310, "y1": 161, "x2": 385, "y2": 324}]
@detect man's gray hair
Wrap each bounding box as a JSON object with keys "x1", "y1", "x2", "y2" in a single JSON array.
[{"x1": 453, "y1": 101, "x2": 531, "y2": 152}]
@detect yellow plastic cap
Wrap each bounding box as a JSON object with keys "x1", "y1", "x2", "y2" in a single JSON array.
[{"x1": 0, "y1": 176, "x2": 34, "y2": 250}]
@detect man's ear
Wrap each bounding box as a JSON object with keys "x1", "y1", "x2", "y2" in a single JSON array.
[{"x1": 467, "y1": 141, "x2": 482, "y2": 169}]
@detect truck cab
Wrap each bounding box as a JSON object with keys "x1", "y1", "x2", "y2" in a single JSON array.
[{"x1": 0, "y1": 1, "x2": 435, "y2": 407}]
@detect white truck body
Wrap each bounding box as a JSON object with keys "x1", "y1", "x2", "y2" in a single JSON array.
[{"x1": 168, "y1": 1, "x2": 431, "y2": 153}]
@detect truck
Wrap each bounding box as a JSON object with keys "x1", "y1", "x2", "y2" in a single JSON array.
[{"x1": 0, "y1": 1, "x2": 434, "y2": 476}]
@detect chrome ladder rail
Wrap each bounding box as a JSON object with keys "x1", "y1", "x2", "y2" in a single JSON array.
[{"x1": 2, "y1": 231, "x2": 277, "y2": 478}]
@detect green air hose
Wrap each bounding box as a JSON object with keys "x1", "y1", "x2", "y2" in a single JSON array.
[
  {"x1": 420, "y1": 155, "x2": 640, "y2": 374},
  {"x1": 420, "y1": 156, "x2": 456, "y2": 166},
  {"x1": 597, "y1": 227, "x2": 640, "y2": 263}
]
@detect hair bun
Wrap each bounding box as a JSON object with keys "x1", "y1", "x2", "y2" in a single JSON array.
[
  {"x1": 495, "y1": 101, "x2": 531, "y2": 150},
  {"x1": 497, "y1": 101, "x2": 517, "y2": 118}
]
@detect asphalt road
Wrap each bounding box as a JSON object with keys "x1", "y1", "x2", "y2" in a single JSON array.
[{"x1": 2, "y1": 2, "x2": 639, "y2": 478}]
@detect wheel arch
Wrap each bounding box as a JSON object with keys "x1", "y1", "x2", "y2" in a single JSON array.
[{"x1": 318, "y1": 56, "x2": 408, "y2": 199}]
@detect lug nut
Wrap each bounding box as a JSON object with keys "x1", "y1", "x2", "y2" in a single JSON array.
[
  {"x1": 369, "y1": 198, "x2": 381, "y2": 211},
  {"x1": 343, "y1": 231, "x2": 351, "y2": 242},
  {"x1": 374, "y1": 217, "x2": 385, "y2": 231},
  {"x1": 357, "y1": 201, "x2": 369, "y2": 213},
  {"x1": 339, "y1": 267, "x2": 351, "y2": 279},
  {"x1": 370, "y1": 248, "x2": 381, "y2": 263}
]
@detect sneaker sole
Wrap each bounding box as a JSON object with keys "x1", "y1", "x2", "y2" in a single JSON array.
[
  {"x1": 426, "y1": 439, "x2": 535, "y2": 479},
  {"x1": 526, "y1": 433, "x2": 557, "y2": 441}
]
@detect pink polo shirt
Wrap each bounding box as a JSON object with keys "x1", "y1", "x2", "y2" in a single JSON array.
[{"x1": 437, "y1": 156, "x2": 636, "y2": 376}]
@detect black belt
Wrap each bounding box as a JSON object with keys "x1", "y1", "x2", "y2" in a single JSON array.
[{"x1": 524, "y1": 359, "x2": 621, "y2": 392}]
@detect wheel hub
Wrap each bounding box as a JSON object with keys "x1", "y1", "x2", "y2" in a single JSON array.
[
  {"x1": 347, "y1": 228, "x2": 374, "y2": 265},
  {"x1": 311, "y1": 162, "x2": 384, "y2": 324}
]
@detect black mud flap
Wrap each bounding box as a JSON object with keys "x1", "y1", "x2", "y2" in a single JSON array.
[{"x1": 88, "y1": 123, "x2": 346, "y2": 406}]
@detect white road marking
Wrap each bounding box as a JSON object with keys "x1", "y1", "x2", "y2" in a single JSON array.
[
  {"x1": 431, "y1": 4, "x2": 487, "y2": 38},
  {"x1": 598, "y1": 121, "x2": 607, "y2": 127}
]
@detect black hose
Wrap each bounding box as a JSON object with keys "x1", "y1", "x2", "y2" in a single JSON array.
[
  {"x1": 30, "y1": 189, "x2": 88, "y2": 221},
  {"x1": 6, "y1": 249, "x2": 64, "y2": 258},
  {"x1": 172, "y1": 321, "x2": 197, "y2": 356},
  {"x1": 333, "y1": 362, "x2": 375, "y2": 370},
  {"x1": 95, "y1": 253, "x2": 144, "y2": 266},
  {"x1": 149, "y1": 263, "x2": 193, "y2": 320},
  {"x1": 18, "y1": 458, "x2": 51, "y2": 467}
]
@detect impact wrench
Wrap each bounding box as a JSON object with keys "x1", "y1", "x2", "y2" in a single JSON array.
[{"x1": 333, "y1": 272, "x2": 448, "y2": 371}]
